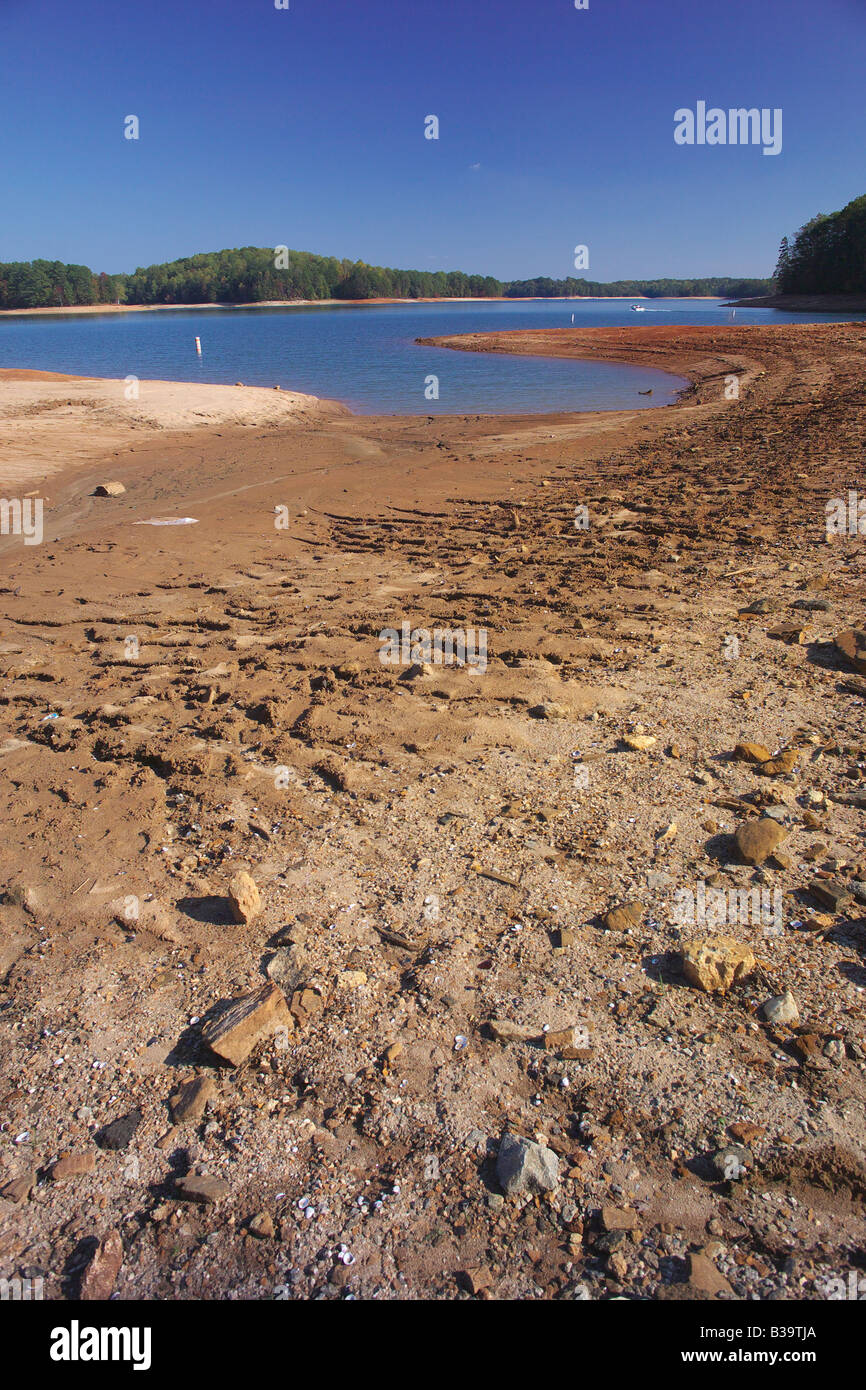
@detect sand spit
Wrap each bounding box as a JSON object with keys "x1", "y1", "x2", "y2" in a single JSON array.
[
  {"x1": 417, "y1": 321, "x2": 780, "y2": 404},
  {"x1": 0, "y1": 370, "x2": 345, "y2": 489},
  {"x1": 0, "y1": 324, "x2": 865, "y2": 1302}
]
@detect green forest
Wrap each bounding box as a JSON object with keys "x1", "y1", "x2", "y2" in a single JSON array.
[
  {"x1": 0, "y1": 246, "x2": 775, "y2": 311},
  {"x1": 120, "y1": 248, "x2": 504, "y2": 304},
  {"x1": 0, "y1": 260, "x2": 124, "y2": 310},
  {"x1": 503, "y1": 275, "x2": 772, "y2": 299},
  {"x1": 774, "y1": 194, "x2": 866, "y2": 295}
]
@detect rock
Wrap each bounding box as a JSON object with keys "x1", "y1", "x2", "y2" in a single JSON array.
[
  {"x1": 338, "y1": 969, "x2": 367, "y2": 988},
  {"x1": 622, "y1": 734, "x2": 657, "y2": 751},
  {"x1": 688, "y1": 1251, "x2": 733, "y2": 1296},
  {"x1": 734, "y1": 817, "x2": 786, "y2": 865},
  {"x1": 93, "y1": 481, "x2": 125, "y2": 497},
  {"x1": 768, "y1": 624, "x2": 806, "y2": 644},
  {"x1": 596, "y1": 1228, "x2": 630, "y2": 1254},
  {"x1": 249, "y1": 1211, "x2": 275, "y2": 1239},
  {"x1": 710, "y1": 1145, "x2": 752, "y2": 1181},
  {"x1": 464, "y1": 1128, "x2": 488, "y2": 1154},
  {"x1": 201, "y1": 982, "x2": 292, "y2": 1066},
  {"x1": 528, "y1": 701, "x2": 568, "y2": 720},
  {"x1": 228, "y1": 870, "x2": 261, "y2": 924},
  {"x1": 80, "y1": 1230, "x2": 123, "y2": 1300},
  {"x1": 461, "y1": 1266, "x2": 493, "y2": 1295},
  {"x1": 496, "y1": 1133, "x2": 560, "y2": 1198},
  {"x1": 728, "y1": 1122, "x2": 766, "y2": 1144},
  {"x1": 601, "y1": 1205, "x2": 638, "y2": 1232},
  {"x1": 799, "y1": 912, "x2": 834, "y2": 935},
  {"x1": 489, "y1": 1019, "x2": 537, "y2": 1044},
  {"x1": 543, "y1": 1025, "x2": 590, "y2": 1059},
  {"x1": 169, "y1": 1075, "x2": 215, "y2": 1125},
  {"x1": 290, "y1": 985, "x2": 324, "y2": 1025},
  {"x1": 0, "y1": 1168, "x2": 37, "y2": 1204},
  {"x1": 761, "y1": 991, "x2": 800, "y2": 1026},
  {"x1": 733, "y1": 742, "x2": 773, "y2": 764},
  {"x1": 808, "y1": 880, "x2": 852, "y2": 913},
  {"x1": 834, "y1": 629, "x2": 866, "y2": 675},
  {"x1": 175, "y1": 1174, "x2": 229, "y2": 1205},
  {"x1": 739, "y1": 597, "x2": 776, "y2": 615},
  {"x1": 802, "y1": 572, "x2": 829, "y2": 591},
  {"x1": 51, "y1": 1152, "x2": 96, "y2": 1182},
  {"x1": 266, "y1": 944, "x2": 308, "y2": 994},
  {"x1": 603, "y1": 901, "x2": 643, "y2": 931},
  {"x1": 97, "y1": 1108, "x2": 143, "y2": 1151},
  {"x1": 792, "y1": 1033, "x2": 822, "y2": 1064},
  {"x1": 680, "y1": 938, "x2": 756, "y2": 994},
  {"x1": 756, "y1": 748, "x2": 802, "y2": 776},
  {"x1": 383, "y1": 1041, "x2": 404, "y2": 1066}
]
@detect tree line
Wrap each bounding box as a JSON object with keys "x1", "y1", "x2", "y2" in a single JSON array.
[
  {"x1": 774, "y1": 194, "x2": 866, "y2": 295},
  {"x1": 0, "y1": 245, "x2": 774, "y2": 311},
  {"x1": 120, "y1": 248, "x2": 504, "y2": 304},
  {"x1": 504, "y1": 276, "x2": 772, "y2": 299},
  {"x1": 0, "y1": 260, "x2": 124, "y2": 310}
]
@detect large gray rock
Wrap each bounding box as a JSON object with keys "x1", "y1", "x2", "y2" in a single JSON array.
[
  {"x1": 761, "y1": 991, "x2": 799, "y2": 1026},
  {"x1": 496, "y1": 1132, "x2": 560, "y2": 1198}
]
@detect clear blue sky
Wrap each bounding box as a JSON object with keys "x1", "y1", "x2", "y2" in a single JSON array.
[{"x1": 1, "y1": 0, "x2": 864, "y2": 281}]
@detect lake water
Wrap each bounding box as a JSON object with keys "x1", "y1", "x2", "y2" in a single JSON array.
[{"x1": 1, "y1": 297, "x2": 863, "y2": 416}]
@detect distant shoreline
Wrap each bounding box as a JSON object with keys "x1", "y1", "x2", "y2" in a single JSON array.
[
  {"x1": 726, "y1": 292, "x2": 866, "y2": 311},
  {"x1": 0, "y1": 294, "x2": 729, "y2": 318}
]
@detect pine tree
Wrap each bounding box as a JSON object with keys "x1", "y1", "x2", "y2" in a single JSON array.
[{"x1": 773, "y1": 235, "x2": 791, "y2": 289}]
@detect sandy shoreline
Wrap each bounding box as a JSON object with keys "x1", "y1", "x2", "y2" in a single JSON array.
[
  {"x1": 0, "y1": 327, "x2": 745, "y2": 491},
  {"x1": 0, "y1": 337, "x2": 698, "y2": 493},
  {"x1": 0, "y1": 294, "x2": 730, "y2": 318},
  {"x1": 0, "y1": 299, "x2": 501, "y2": 317},
  {"x1": 1, "y1": 322, "x2": 865, "y2": 1302},
  {"x1": 0, "y1": 369, "x2": 343, "y2": 490},
  {"x1": 0, "y1": 320, "x2": 853, "y2": 497}
]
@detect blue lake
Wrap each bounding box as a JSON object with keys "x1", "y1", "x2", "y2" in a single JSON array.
[{"x1": 1, "y1": 297, "x2": 863, "y2": 416}]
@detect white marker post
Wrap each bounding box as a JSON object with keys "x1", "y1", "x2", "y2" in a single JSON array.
[{"x1": 195, "y1": 336, "x2": 202, "y2": 355}]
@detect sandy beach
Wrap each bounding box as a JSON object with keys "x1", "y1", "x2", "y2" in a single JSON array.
[
  {"x1": 0, "y1": 369, "x2": 343, "y2": 490},
  {"x1": 1, "y1": 323, "x2": 865, "y2": 1302}
]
